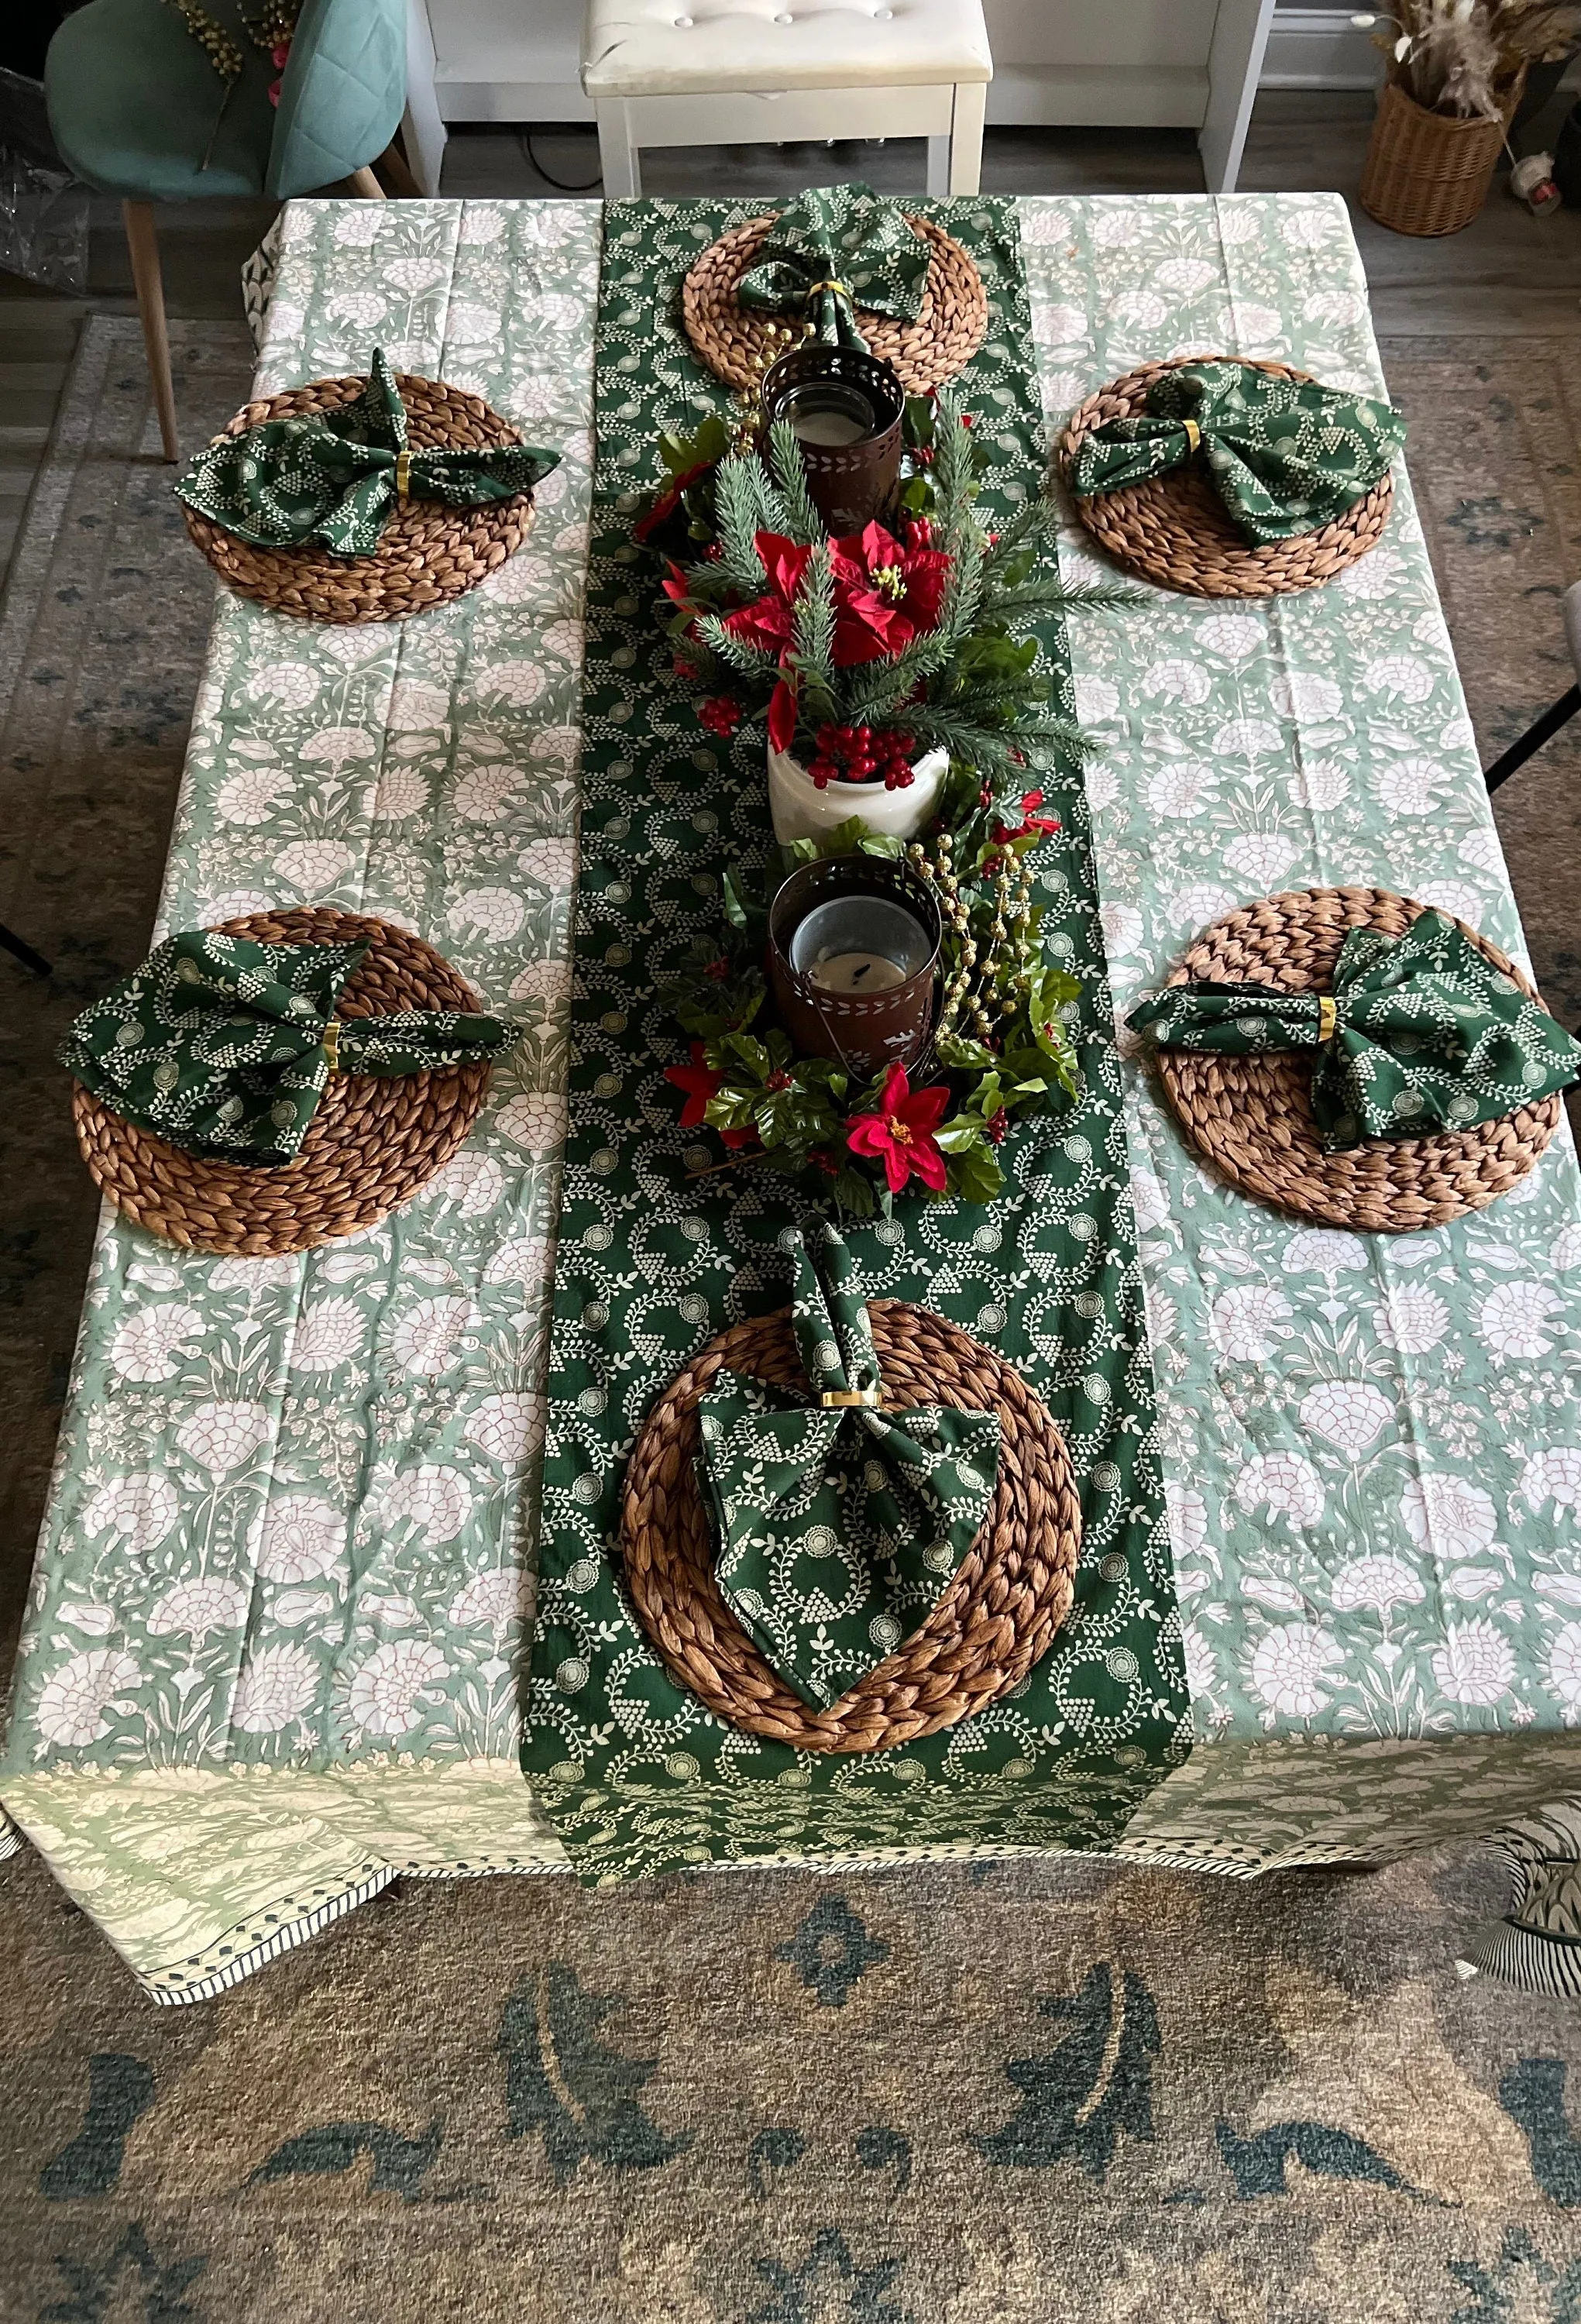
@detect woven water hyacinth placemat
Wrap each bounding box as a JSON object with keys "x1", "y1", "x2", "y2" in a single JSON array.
[
  {"x1": 1057, "y1": 355, "x2": 1394, "y2": 599},
  {"x1": 70, "y1": 907, "x2": 497, "y2": 1256},
  {"x1": 182, "y1": 372, "x2": 536, "y2": 624},
  {"x1": 1150, "y1": 885, "x2": 1562, "y2": 1232},
  {"x1": 681, "y1": 211, "x2": 988, "y2": 394},
  {"x1": 622, "y1": 1301, "x2": 1082, "y2": 1753}
]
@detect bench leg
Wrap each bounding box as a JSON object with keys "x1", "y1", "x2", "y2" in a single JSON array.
[
  {"x1": 944, "y1": 81, "x2": 985, "y2": 194},
  {"x1": 596, "y1": 101, "x2": 641, "y2": 198},
  {"x1": 122, "y1": 201, "x2": 179, "y2": 464}
]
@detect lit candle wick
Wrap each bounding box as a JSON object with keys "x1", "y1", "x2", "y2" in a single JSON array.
[{"x1": 809, "y1": 949, "x2": 907, "y2": 994}]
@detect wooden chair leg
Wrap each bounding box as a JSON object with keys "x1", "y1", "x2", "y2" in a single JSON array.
[
  {"x1": 346, "y1": 166, "x2": 387, "y2": 198},
  {"x1": 122, "y1": 201, "x2": 179, "y2": 464},
  {"x1": 375, "y1": 136, "x2": 424, "y2": 198}
]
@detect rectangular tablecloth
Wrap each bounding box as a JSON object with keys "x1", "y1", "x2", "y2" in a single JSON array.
[{"x1": 4, "y1": 193, "x2": 1581, "y2": 2000}]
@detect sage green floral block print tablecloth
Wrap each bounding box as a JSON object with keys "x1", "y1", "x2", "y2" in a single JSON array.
[{"x1": 5, "y1": 192, "x2": 1581, "y2": 2001}]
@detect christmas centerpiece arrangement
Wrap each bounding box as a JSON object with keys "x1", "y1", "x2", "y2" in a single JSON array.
[{"x1": 638, "y1": 352, "x2": 1130, "y2": 1217}]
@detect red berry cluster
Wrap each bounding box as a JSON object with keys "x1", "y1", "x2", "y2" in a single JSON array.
[
  {"x1": 805, "y1": 725, "x2": 917, "y2": 792},
  {"x1": 697, "y1": 696, "x2": 742, "y2": 738}
]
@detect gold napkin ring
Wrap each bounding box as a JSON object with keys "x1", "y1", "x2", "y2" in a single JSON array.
[
  {"x1": 803, "y1": 279, "x2": 851, "y2": 303},
  {"x1": 322, "y1": 1018, "x2": 341, "y2": 1072},
  {"x1": 820, "y1": 1387, "x2": 882, "y2": 1408},
  {"x1": 394, "y1": 449, "x2": 412, "y2": 497},
  {"x1": 1317, "y1": 995, "x2": 1337, "y2": 1043},
  {"x1": 1181, "y1": 417, "x2": 1201, "y2": 454}
]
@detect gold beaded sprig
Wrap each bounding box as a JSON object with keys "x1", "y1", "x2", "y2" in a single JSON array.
[
  {"x1": 733, "y1": 321, "x2": 799, "y2": 451},
  {"x1": 163, "y1": 0, "x2": 244, "y2": 82},
  {"x1": 161, "y1": 0, "x2": 303, "y2": 88}
]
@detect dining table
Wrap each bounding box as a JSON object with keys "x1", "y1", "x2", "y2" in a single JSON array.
[{"x1": 4, "y1": 186, "x2": 1581, "y2": 2003}]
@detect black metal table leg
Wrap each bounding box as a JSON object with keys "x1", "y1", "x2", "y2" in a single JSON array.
[
  {"x1": 1484, "y1": 684, "x2": 1581, "y2": 794},
  {"x1": 0, "y1": 923, "x2": 52, "y2": 977}
]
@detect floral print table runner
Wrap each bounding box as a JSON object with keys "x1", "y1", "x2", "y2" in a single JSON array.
[{"x1": 2, "y1": 194, "x2": 1579, "y2": 1999}]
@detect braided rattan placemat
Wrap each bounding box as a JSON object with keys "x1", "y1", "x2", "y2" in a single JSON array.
[
  {"x1": 681, "y1": 213, "x2": 988, "y2": 396},
  {"x1": 621, "y1": 1299, "x2": 1081, "y2": 1752},
  {"x1": 183, "y1": 373, "x2": 535, "y2": 624},
  {"x1": 71, "y1": 907, "x2": 496, "y2": 1256},
  {"x1": 1150, "y1": 886, "x2": 1562, "y2": 1232},
  {"x1": 1056, "y1": 355, "x2": 1394, "y2": 598}
]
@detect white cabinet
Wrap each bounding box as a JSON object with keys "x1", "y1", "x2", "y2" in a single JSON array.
[{"x1": 410, "y1": 0, "x2": 1277, "y2": 189}]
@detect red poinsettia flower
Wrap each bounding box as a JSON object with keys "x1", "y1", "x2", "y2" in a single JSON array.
[
  {"x1": 718, "y1": 532, "x2": 816, "y2": 752},
  {"x1": 720, "y1": 533, "x2": 812, "y2": 655},
  {"x1": 661, "y1": 557, "x2": 700, "y2": 617},
  {"x1": 664, "y1": 1043, "x2": 757, "y2": 1148},
  {"x1": 827, "y1": 521, "x2": 953, "y2": 666},
  {"x1": 993, "y1": 787, "x2": 1063, "y2": 845},
  {"x1": 846, "y1": 1063, "x2": 950, "y2": 1194},
  {"x1": 635, "y1": 458, "x2": 714, "y2": 547}
]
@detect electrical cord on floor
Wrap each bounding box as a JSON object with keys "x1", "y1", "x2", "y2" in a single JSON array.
[{"x1": 519, "y1": 132, "x2": 603, "y2": 193}]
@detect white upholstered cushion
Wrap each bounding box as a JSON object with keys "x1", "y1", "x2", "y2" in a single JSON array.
[{"x1": 582, "y1": 0, "x2": 992, "y2": 98}]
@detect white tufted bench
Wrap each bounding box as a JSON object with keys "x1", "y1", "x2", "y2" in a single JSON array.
[{"x1": 581, "y1": 0, "x2": 992, "y2": 199}]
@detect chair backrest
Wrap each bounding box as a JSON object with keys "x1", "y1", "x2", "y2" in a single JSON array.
[{"x1": 266, "y1": 0, "x2": 406, "y2": 199}]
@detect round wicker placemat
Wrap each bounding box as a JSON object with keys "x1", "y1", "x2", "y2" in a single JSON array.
[
  {"x1": 182, "y1": 373, "x2": 536, "y2": 624},
  {"x1": 1056, "y1": 355, "x2": 1394, "y2": 598},
  {"x1": 621, "y1": 1300, "x2": 1081, "y2": 1753},
  {"x1": 681, "y1": 213, "x2": 988, "y2": 396},
  {"x1": 71, "y1": 907, "x2": 496, "y2": 1256},
  {"x1": 1150, "y1": 885, "x2": 1562, "y2": 1232}
]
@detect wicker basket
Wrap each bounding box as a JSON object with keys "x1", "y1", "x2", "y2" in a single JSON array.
[{"x1": 1359, "y1": 71, "x2": 1521, "y2": 238}]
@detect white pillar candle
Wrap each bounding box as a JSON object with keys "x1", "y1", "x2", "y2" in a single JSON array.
[
  {"x1": 790, "y1": 405, "x2": 871, "y2": 448},
  {"x1": 808, "y1": 950, "x2": 909, "y2": 994}
]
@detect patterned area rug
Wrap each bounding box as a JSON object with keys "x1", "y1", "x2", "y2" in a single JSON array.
[{"x1": 4, "y1": 321, "x2": 1581, "y2": 2321}]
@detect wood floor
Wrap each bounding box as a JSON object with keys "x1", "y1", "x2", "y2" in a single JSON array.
[{"x1": 2, "y1": 91, "x2": 1579, "y2": 583}]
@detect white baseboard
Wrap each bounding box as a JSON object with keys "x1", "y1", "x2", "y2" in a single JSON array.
[
  {"x1": 1261, "y1": 11, "x2": 1383, "y2": 91},
  {"x1": 1262, "y1": 5, "x2": 1579, "y2": 94}
]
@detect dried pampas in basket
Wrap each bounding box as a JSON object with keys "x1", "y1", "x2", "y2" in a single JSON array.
[{"x1": 1356, "y1": 0, "x2": 1580, "y2": 233}]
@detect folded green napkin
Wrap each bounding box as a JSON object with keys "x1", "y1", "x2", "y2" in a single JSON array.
[
  {"x1": 60, "y1": 929, "x2": 515, "y2": 1166},
  {"x1": 175, "y1": 349, "x2": 560, "y2": 559},
  {"x1": 1067, "y1": 359, "x2": 1404, "y2": 546},
  {"x1": 736, "y1": 181, "x2": 932, "y2": 355},
  {"x1": 695, "y1": 1220, "x2": 1000, "y2": 1711},
  {"x1": 1128, "y1": 909, "x2": 1581, "y2": 1150}
]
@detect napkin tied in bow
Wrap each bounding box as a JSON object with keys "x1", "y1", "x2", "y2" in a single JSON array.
[
  {"x1": 1127, "y1": 909, "x2": 1581, "y2": 1150},
  {"x1": 59, "y1": 929, "x2": 516, "y2": 1165},
  {"x1": 175, "y1": 349, "x2": 559, "y2": 559},
  {"x1": 695, "y1": 1220, "x2": 1000, "y2": 1710},
  {"x1": 736, "y1": 182, "x2": 932, "y2": 355},
  {"x1": 1067, "y1": 359, "x2": 1404, "y2": 546}
]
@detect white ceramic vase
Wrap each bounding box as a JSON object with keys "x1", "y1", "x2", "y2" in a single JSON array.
[{"x1": 766, "y1": 743, "x2": 949, "y2": 846}]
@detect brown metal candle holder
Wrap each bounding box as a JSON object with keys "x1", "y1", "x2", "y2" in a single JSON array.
[
  {"x1": 767, "y1": 856, "x2": 940, "y2": 1082},
  {"x1": 760, "y1": 346, "x2": 906, "y2": 537}
]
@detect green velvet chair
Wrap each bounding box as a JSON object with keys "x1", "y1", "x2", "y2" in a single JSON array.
[{"x1": 46, "y1": 0, "x2": 408, "y2": 462}]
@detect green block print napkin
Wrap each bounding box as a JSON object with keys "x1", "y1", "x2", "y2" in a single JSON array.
[
  {"x1": 1128, "y1": 908, "x2": 1581, "y2": 1150},
  {"x1": 175, "y1": 348, "x2": 560, "y2": 558},
  {"x1": 1067, "y1": 358, "x2": 1404, "y2": 546},
  {"x1": 694, "y1": 1222, "x2": 1000, "y2": 1710},
  {"x1": 58, "y1": 929, "x2": 516, "y2": 1166},
  {"x1": 736, "y1": 180, "x2": 932, "y2": 353}
]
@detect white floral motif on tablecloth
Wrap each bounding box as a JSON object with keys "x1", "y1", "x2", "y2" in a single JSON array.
[
  {"x1": 1025, "y1": 196, "x2": 1581, "y2": 1840},
  {"x1": 1, "y1": 198, "x2": 600, "y2": 1798}
]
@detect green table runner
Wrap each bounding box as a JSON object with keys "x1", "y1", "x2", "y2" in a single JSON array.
[{"x1": 522, "y1": 197, "x2": 1188, "y2": 1886}]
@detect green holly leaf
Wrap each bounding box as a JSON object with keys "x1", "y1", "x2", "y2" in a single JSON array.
[
  {"x1": 947, "y1": 1143, "x2": 1005, "y2": 1205},
  {"x1": 937, "y1": 1030, "x2": 998, "y2": 1073},
  {"x1": 829, "y1": 1165, "x2": 876, "y2": 1218}
]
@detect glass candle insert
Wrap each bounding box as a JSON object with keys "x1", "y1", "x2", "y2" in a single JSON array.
[
  {"x1": 789, "y1": 895, "x2": 933, "y2": 995},
  {"x1": 782, "y1": 381, "x2": 879, "y2": 450}
]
